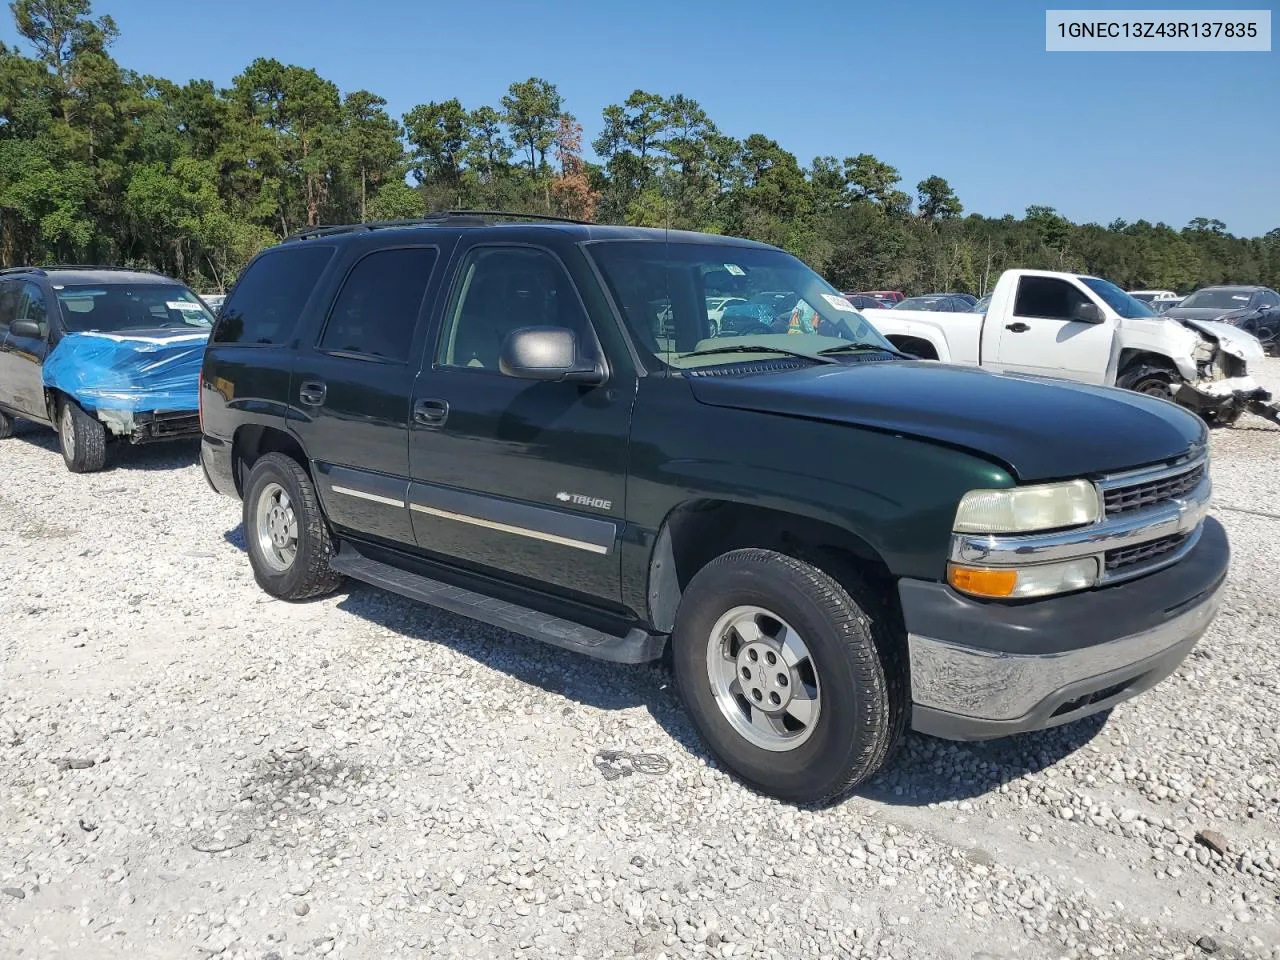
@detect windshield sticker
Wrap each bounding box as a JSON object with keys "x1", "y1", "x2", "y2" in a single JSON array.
[
  {"x1": 723, "y1": 264, "x2": 745, "y2": 276},
  {"x1": 1232, "y1": 295, "x2": 1249, "y2": 301},
  {"x1": 822, "y1": 293, "x2": 858, "y2": 313},
  {"x1": 167, "y1": 300, "x2": 200, "y2": 310}
]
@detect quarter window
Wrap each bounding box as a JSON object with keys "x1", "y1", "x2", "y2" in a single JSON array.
[{"x1": 318, "y1": 248, "x2": 438, "y2": 363}]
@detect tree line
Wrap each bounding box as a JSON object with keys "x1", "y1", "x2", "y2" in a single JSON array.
[{"x1": 2, "y1": 0, "x2": 1277, "y2": 295}]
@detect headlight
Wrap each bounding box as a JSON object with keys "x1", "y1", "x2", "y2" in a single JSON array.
[
  {"x1": 948, "y1": 557, "x2": 1099, "y2": 599},
  {"x1": 953, "y1": 480, "x2": 1100, "y2": 534}
]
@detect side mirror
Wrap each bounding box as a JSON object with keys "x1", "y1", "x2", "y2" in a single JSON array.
[
  {"x1": 1073, "y1": 302, "x2": 1105, "y2": 324},
  {"x1": 499, "y1": 326, "x2": 604, "y2": 384},
  {"x1": 10, "y1": 319, "x2": 42, "y2": 338}
]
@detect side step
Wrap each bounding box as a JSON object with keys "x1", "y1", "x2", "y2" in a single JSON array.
[{"x1": 329, "y1": 544, "x2": 667, "y2": 665}]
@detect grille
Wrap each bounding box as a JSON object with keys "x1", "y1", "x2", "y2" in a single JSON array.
[
  {"x1": 1104, "y1": 463, "x2": 1204, "y2": 516},
  {"x1": 1105, "y1": 533, "x2": 1189, "y2": 571}
]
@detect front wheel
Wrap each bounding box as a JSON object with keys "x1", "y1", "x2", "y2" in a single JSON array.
[
  {"x1": 1117, "y1": 362, "x2": 1180, "y2": 402},
  {"x1": 671, "y1": 549, "x2": 905, "y2": 805},
  {"x1": 58, "y1": 397, "x2": 108, "y2": 473},
  {"x1": 243, "y1": 453, "x2": 343, "y2": 601},
  {"x1": 0, "y1": 409, "x2": 13, "y2": 439}
]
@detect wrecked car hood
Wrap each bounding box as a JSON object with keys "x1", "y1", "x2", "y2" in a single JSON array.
[
  {"x1": 1173, "y1": 318, "x2": 1265, "y2": 362},
  {"x1": 686, "y1": 360, "x2": 1204, "y2": 482},
  {"x1": 42, "y1": 330, "x2": 209, "y2": 414}
]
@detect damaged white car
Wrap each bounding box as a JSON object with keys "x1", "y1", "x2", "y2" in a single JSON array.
[{"x1": 861, "y1": 268, "x2": 1280, "y2": 426}]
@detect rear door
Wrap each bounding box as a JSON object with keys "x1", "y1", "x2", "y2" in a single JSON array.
[
  {"x1": 406, "y1": 241, "x2": 633, "y2": 605},
  {"x1": 995, "y1": 275, "x2": 1114, "y2": 383},
  {"x1": 289, "y1": 243, "x2": 444, "y2": 548},
  {"x1": 4, "y1": 281, "x2": 53, "y2": 418}
]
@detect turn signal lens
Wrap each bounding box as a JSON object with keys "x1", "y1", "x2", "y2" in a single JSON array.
[
  {"x1": 948, "y1": 557, "x2": 1100, "y2": 599},
  {"x1": 948, "y1": 566, "x2": 1018, "y2": 598}
]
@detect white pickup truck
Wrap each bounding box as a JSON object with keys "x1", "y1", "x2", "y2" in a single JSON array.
[{"x1": 863, "y1": 268, "x2": 1280, "y2": 426}]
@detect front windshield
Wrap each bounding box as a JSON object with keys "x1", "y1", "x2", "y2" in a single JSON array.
[
  {"x1": 1178, "y1": 289, "x2": 1253, "y2": 310},
  {"x1": 54, "y1": 283, "x2": 215, "y2": 333},
  {"x1": 585, "y1": 240, "x2": 895, "y2": 368},
  {"x1": 1080, "y1": 277, "x2": 1155, "y2": 319}
]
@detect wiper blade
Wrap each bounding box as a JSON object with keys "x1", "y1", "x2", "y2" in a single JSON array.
[
  {"x1": 679, "y1": 344, "x2": 835, "y2": 364},
  {"x1": 818, "y1": 342, "x2": 912, "y2": 359}
]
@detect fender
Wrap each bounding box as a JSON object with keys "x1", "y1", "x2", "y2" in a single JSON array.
[{"x1": 860, "y1": 308, "x2": 961, "y2": 364}]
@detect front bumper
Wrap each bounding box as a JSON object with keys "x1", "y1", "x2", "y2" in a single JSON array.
[{"x1": 902, "y1": 515, "x2": 1229, "y2": 740}]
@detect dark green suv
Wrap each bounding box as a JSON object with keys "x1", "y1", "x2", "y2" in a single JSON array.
[{"x1": 198, "y1": 212, "x2": 1228, "y2": 804}]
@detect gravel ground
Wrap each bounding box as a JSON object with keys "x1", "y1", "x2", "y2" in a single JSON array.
[{"x1": 2, "y1": 361, "x2": 1279, "y2": 960}]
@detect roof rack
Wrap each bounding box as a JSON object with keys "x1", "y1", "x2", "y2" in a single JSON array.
[
  {"x1": 283, "y1": 209, "x2": 590, "y2": 244},
  {"x1": 42, "y1": 264, "x2": 161, "y2": 274},
  {"x1": 0, "y1": 266, "x2": 45, "y2": 276}
]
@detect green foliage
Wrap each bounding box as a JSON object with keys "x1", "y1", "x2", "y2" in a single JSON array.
[{"x1": 0, "y1": 0, "x2": 1273, "y2": 296}]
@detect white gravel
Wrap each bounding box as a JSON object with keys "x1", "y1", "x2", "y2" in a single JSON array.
[{"x1": 2, "y1": 361, "x2": 1279, "y2": 960}]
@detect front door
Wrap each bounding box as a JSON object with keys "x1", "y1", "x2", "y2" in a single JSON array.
[
  {"x1": 994, "y1": 274, "x2": 1114, "y2": 383},
  {"x1": 408, "y1": 243, "x2": 634, "y2": 606},
  {"x1": 0, "y1": 281, "x2": 52, "y2": 419},
  {"x1": 290, "y1": 244, "x2": 442, "y2": 548}
]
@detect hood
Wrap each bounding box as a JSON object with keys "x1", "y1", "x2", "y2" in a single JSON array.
[
  {"x1": 1162, "y1": 306, "x2": 1249, "y2": 322},
  {"x1": 43, "y1": 329, "x2": 209, "y2": 413},
  {"x1": 1172, "y1": 317, "x2": 1265, "y2": 362},
  {"x1": 686, "y1": 361, "x2": 1205, "y2": 482}
]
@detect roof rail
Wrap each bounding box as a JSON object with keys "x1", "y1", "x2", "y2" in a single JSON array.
[
  {"x1": 42, "y1": 264, "x2": 162, "y2": 274},
  {"x1": 0, "y1": 266, "x2": 45, "y2": 276},
  {"x1": 283, "y1": 209, "x2": 591, "y2": 244}
]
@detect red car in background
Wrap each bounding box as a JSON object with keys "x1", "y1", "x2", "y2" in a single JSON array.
[{"x1": 855, "y1": 290, "x2": 905, "y2": 304}]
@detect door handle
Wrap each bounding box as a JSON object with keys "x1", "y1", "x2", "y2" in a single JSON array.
[
  {"x1": 299, "y1": 380, "x2": 327, "y2": 405},
  {"x1": 414, "y1": 398, "x2": 449, "y2": 426},
  {"x1": 1004, "y1": 322, "x2": 1030, "y2": 333}
]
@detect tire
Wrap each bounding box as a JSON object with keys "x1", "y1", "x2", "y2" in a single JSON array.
[
  {"x1": 671, "y1": 548, "x2": 906, "y2": 805},
  {"x1": 0, "y1": 409, "x2": 13, "y2": 439},
  {"x1": 242, "y1": 452, "x2": 342, "y2": 601},
  {"x1": 57, "y1": 397, "x2": 108, "y2": 473},
  {"x1": 1117, "y1": 362, "x2": 1179, "y2": 402}
]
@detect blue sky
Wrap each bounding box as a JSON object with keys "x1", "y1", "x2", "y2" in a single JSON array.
[{"x1": 4, "y1": 0, "x2": 1277, "y2": 235}]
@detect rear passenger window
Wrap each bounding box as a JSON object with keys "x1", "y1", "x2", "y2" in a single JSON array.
[
  {"x1": 318, "y1": 247, "x2": 437, "y2": 362},
  {"x1": 1014, "y1": 276, "x2": 1090, "y2": 321},
  {"x1": 0, "y1": 281, "x2": 18, "y2": 336},
  {"x1": 213, "y1": 245, "x2": 335, "y2": 345}
]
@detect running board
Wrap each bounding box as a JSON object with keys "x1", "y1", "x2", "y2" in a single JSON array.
[{"x1": 329, "y1": 544, "x2": 667, "y2": 664}]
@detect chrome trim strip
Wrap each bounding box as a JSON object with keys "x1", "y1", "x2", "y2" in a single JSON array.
[
  {"x1": 1095, "y1": 450, "x2": 1207, "y2": 491},
  {"x1": 908, "y1": 577, "x2": 1222, "y2": 721},
  {"x1": 409, "y1": 503, "x2": 610, "y2": 555},
  {"x1": 951, "y1": 475, "x2": 1211, "y2": 567},
  {"x1": 331, "y1": 484, "x2": 406, "y2": 508}
]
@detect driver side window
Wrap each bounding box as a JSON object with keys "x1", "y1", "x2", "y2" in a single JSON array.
[
  {"x1": 1014, "y1": 276, "x2": 1090, "y2": 321},
  {"x1": 437, "y1": 246, "x2": 593, "y2": 371},
  {"x1": 19, "y1": 282, "x2": 48, "y2": 335}
]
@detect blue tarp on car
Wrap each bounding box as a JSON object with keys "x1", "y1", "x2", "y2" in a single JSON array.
[{"x1": 42, "y1": 331, "x2": 208, "y2": 414}]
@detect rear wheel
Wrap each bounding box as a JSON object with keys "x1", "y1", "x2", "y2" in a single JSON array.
[
  {"x1": 58, "y1": 397, "x2": 108, "y2": 473},
  {"x1": 671, "y1": 549, "x2": 905, "y2": 805},
  {"x1": 243, "y1": 453, "x2": 342, "y2": 601},
  {"x1": 0, "y1": 409, "x2": 13, "y2": 439}
]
